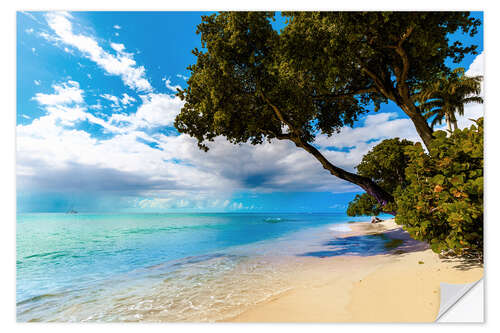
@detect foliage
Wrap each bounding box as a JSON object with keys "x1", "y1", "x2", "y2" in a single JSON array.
[
  {"x1": 416, "y1": 68, "x2": 483, "y2": 130},
  {"x1": 175, "y1": 12, "x2": 480, "y2": 151},
  {"x1": 174, "y1": 11, "x2": 480, "y2": 209},
  {"x1": 347, "y1": 138, "x2": 414, "y2": 216},
  {"x1": 395, "y1": 118, "x2": 483, "y2": 257},
  {"x1": 347, "y1": 193, "x2": 382, "y2": 216}
]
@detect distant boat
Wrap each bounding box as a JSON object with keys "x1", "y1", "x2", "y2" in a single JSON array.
[{"x1": 66, "y1": 209, "x2": 78, "y2": 214}]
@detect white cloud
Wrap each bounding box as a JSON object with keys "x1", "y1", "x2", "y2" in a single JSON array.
[
  {"x1": 45, "y1": 12, "x2": 152, "y2": 92},
  {"x1": 32, "y1": 80, "x2": 83, "y2": 106},
  {"x1": 110, "y1": 43, "x2": 125, "y2": 53},
  {"x1": 121, "y1": 93, "x2": 136, "y2": 106},
  {"x1": 113, "y1": 25, "x2": 121, "y2": 30},
  {"x1": 465, "y1": 52, "x2": 484, "y2": 77},
  {"x1": 89, "y1": 101, "x2": 102, "y2": 110},
  {"x1": 314, "y1": 112, "x2": 420, "y2": 149},
  {"x1": 163, "y1": 78, "x2": 182, "y2": 93},
  {"x1": 100, "y1": 93, "x2": 121, "y2": 108},
  {"x1": 31, "y1": 80, "x2": 120, "y2": 132},
  {"x1": 25, "y1": 28, "x2": 34, "y2": 34},
  {"x1": 34, "y1": 80, "x2": 41, "y2": 86},
  {"x1": 109, "y1": 93, "x2": 183, "y2": 130}
]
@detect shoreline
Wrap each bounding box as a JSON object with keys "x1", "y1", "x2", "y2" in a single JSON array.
[{"x1": 222, "y1": 219, "x2": 483, "y2": 322}]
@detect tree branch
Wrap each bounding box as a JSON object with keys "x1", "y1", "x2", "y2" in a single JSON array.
[
  {"x1": 259, "y1": 90, "x2": 302, "y2": 137},
  {"x1": 360, "y1": 65, "x2": 394, "y2": 100},
  {"x1": 385, "y1": 25, "x2": 414, "y2": 86},
  {"x1": 258, "y1": 88, "x2": 394, "y2": 212}
]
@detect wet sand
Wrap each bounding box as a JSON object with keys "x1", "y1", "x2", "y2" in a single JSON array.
[{"x1": 224, "y1": 219, "x2": 483, "y2": 322}]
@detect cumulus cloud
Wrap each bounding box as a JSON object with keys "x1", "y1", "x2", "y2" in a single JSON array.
[
  {"x1": 314, "y1": 112, "x2": 420, "y2": 149},
  {"x1": 32, "y1": 80, "x2": 83, "y2": 106},
  {"x1": 29, "y1": 80, "x2": 119, "y2": 131},
  {"x1": 18, "y1": 85, "x2": 427, "y2": 209},
  {"x1": 465, "y1": 52, "x2": 484, "y2": 77},
  {"x1": 45, "y1": 12, "x2": 152, "y2": 92},
  {"x1": 109, "y1": 93, "x2": 183, "y2": 130},
  {"x1": 110, "y1": 42, "x2": 125, "y2": 53}
]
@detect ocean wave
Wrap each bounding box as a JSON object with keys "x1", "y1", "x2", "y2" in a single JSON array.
[
  {"x1": 23, "y1": 251, "x2": 70, "y2": 260},
  {"x1": 18, "y1": 252, "x2": 292, "y2": 322},
  {"x1": 328, "y1": 224, "x2": 352, "y2": 233},
  {"x1": 17, "y1": 292, "x2": 64, "y2": 306}
]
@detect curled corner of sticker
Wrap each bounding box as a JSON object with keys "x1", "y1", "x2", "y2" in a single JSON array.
[{"x1": 436, "y1": 278, "x2": 483, "y2": 322}]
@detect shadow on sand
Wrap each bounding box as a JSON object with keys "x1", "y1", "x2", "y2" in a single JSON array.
[
  {"x1": 438, "y1": 254, "x2": 483, "y2": 270},
  {"x1": 297, "y1": 226, "x2": 482, "y2": 270},
  {"x1": 298, "y1": 227, "x2": 428, "y2": 258}
]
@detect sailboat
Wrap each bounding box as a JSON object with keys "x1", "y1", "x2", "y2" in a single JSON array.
[{"x1": 66, "y1": 206, "x2": 78, "y2": 214}]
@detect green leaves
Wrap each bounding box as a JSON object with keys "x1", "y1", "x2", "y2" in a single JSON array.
[
  {"x1": 347, "y1": 193, "x2": 382, "y2": 217},
  {"x1": 175, "y1": 12, "x2": 480, "y2": 150},
  {"x1": 395, "y1": 118, "x2": 483, "y2": 258},
  {"x1": 347, "y1": 138, "x2": 414, "y2": 216}
]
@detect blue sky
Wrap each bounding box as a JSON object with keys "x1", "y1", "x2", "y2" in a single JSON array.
[{"x1": 16, "y1": 11, "x2": 484, "y2": 213}]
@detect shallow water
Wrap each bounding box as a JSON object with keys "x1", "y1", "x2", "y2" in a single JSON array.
[{"x1": 17, "y1": 212, "x2": 391, "y2": 322}]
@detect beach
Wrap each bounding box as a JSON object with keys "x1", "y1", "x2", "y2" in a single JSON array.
[
  {"x1": 225, "y1": 219, "x2": 484, "y2": 323},
  {"x1": 17, "y1": 214, "x2": 483, "y2": 322}
]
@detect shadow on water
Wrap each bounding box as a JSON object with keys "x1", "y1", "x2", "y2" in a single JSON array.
[{"x1": 298, "y1": 227, "x2": 429, "y2": 258}]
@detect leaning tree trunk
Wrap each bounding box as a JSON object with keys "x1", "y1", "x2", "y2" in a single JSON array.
[
  {"x1": 291, "y1": 137, "x2": 396, "y2": 215},
  {"x1": 262, "y1": 92, "x2": 397, "y2": 214}
]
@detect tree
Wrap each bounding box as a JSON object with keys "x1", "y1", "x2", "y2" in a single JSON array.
[
  {"x1": 417, "y1": 68, "x2": 483, "y2": 133},
  {"x1": 347, "y1": 138, "x2": 414, "y2": 216},
  {"x1": 395, "y1": 118, "x2": 483, "y2": 258},
  {"x1": 174, "y1": 12, "x2": 480, "y2": 210}
]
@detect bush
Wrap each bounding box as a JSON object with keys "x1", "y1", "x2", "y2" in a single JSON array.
[
  {"x1": 347, "y1": 138, "x2": 414, "y2": 216},
  {"x1": 347, "y1": 193, "x2": 381, "y2": 216},
  {"x1": 395, "y1": 118, "x2": 483, "y2": 257}
]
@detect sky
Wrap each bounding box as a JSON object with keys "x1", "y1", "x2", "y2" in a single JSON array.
[{"x1": 16, "y1": 11, "x2": 484, "y2": 213}]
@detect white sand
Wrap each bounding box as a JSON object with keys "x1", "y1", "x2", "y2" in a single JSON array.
[{"x1": 224, "y1": 219, "x2": 483, "y2": 322}]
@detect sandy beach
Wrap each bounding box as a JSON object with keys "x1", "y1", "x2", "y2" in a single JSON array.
[{"x1": 224, "y1": 219, "x2": 483, "y2": 323}]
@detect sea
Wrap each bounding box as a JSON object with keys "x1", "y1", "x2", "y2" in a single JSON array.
[{"x1": 16, "y1": 212, "x2": 392, "y2": 322}]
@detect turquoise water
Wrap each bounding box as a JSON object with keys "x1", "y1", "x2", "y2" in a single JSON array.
[{"x1": 16, "y1": 212, "x2": 379, "y2": 322}]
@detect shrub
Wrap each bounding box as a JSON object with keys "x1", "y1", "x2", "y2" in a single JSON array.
[
  {"x1": 395, "y1": 118, "x2": 483, "y2": 257},
  {"x1": 347, "y1": 138, "x2": 414, "y2": 216},
  {"x1": 347, "y1": 193, "x2": 381, "y2": 216}
]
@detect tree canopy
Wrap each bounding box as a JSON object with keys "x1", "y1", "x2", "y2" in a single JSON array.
[{"x1": 174, "y1": 11, "x2": 481, "y2": 209}]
